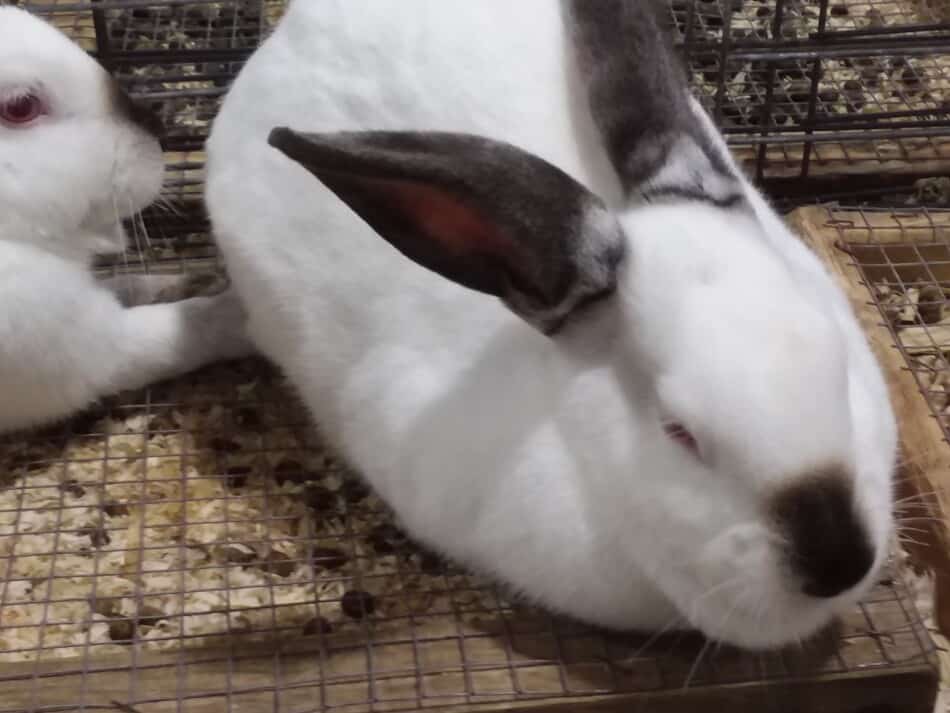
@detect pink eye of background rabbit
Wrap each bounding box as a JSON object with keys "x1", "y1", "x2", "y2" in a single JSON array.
[
  {"x1": 663, "y1": 422, "x2": 698, "y2": 454},
  {"x1": 0, "y1": 92, "x2": 45, "y2": 126}
]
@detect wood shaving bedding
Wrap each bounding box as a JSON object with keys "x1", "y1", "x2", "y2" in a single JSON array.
[
  {"x1": 0, "y1": 360, "x2": 506, "y2": 664},
  {"x1": 0, "y1": 361, "x2": 933, "y2": 673}
]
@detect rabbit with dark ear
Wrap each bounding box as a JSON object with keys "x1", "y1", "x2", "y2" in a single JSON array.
[
  {"x1": 206, "y1": 0, "x2": 895, "y2": 650},
  {"x1": 0, "y1": 7, "x2": 254, "y2": 433}
]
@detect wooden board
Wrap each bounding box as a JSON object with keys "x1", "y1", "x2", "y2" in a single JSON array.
[
  {"x1": 0, "y1": 627, "x2": 939, "y2": 713},
  {"x1": 735, "y1": 137, "x2": 950, "y2": 180},
  {"x1": 789, "y1": 206, "x2": 950, "y2": 641}
]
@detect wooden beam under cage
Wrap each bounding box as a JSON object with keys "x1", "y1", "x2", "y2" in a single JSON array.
[{"x1": 0, "y1": 632, "x2": 938, "y2": 713}]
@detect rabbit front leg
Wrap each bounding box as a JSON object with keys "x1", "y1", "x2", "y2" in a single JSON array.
[
  {"x1": 0, "y1": 265, "x2": 255, "y2": 433},
  {"x1": 109, "y1": 288, "x2": 255, "y2": 390}
]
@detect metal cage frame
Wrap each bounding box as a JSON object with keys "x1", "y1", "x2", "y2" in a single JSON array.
[{"x1": 16, "y1": 0, "x2": 950, "y2": 199}]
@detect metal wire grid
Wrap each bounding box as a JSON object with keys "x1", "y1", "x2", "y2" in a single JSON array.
[
  {"x1": 676, "y1": 2, "x2": 950, "y2": 187},
  {"x1": 11, "y1": 0, "x2": 283, "y2": 52},
  {"x1": 693, "y1": 47, "x2": 949, "y2": 134},
  {"x1": 94, "y1": 153, "x2": 219, "y2": 275},
  {"x1": 0, "y1": 357, "x2": 938, "y2": 712},
  {"x1": 834, "y1": 208, "x2": 950, "y2": 440},
  {"x1": 9, "y1": 0, "x2": 950, "y2": 206},
  {"x1": 673, "y1": 0, "x2": 950, "y2": 39}
]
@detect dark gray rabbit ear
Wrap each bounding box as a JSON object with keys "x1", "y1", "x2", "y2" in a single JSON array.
[
  {"x1": 267, "y1": 128, "x2": 626, "y2": 335},
  {"x1": 567, "y1": 0, "x2": 744, "y2": 207}
]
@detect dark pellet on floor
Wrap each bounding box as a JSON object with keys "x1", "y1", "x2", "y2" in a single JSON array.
[
  {"x1": 108, "y1": 619, "x2": 136, "y2": 643},
  {"x1": 303, "y1": 617, "x2": 333, "y2": 636},
  {"x1": 304, "y1": 484, "x2": 338, "y2": 512},
  {"x1": 341, "y1": 590, "x2": 376, "y2": 619},
  {"x1": 78, "y1": 526, "x2": 111, "y2": 549},
  {"x1": 60, "y1": 480, "x2": 86, "y2": 499},
  {"x1": 311, "y1": 547, "x2": 348, "y2": 571},
  {"x1": 102, "y1": 501, "x2": 130, "y2": 518},
  {"x1": 261, "y1": 550, "x2": 296, "y2": 577},
  {"x1": 225, "y1": 465, "x2": 252, "y2": 488}
]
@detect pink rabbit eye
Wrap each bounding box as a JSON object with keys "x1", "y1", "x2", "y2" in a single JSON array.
[
  {"x1": 664, "y1": 422, "x2": 698, "y2": 454},
  {"x1": 0, "y1": 94, "x2": 44, "y2": 126}
]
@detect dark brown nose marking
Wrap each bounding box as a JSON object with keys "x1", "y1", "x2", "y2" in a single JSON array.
[
  {"x1": 109, "y1": 78, "x2": 164, "y2": 140},
  {"x1": 771, "y1": 468, "x2": 874, "y2": 599}
]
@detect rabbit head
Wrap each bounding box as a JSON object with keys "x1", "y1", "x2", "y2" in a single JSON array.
[
  {"x1": 266, "y1": 124, "x2": 896, "y2": 651},
  {"x1": 615, "y1": 194, "x2": 896, "y2": 649},
  {"x1": 0, "y1": 7, "x2": 164, "y2": 258}
]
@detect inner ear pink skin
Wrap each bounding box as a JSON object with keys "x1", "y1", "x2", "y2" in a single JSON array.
[
  {"x1": 383, "y1": 178, "x2": 515, "y2": 257},
  {"x1": 664, "y1": 422, "x2": 699, "y2": 454}
]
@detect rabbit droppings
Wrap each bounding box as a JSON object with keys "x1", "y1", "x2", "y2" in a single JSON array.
[
  {"x1": 205, "y1": 0, "x2": 897, "y2": 650},
  {"x1": 0, "y1": 7, "x2": 253, "y2": 433}
]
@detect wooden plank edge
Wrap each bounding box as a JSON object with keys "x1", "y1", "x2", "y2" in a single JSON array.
[
  {"x1": 462, "y1": 668, "x2": 940, "y2": 713},
  {"x1": 0, "y1": 655, "x2": 937, "y2": 713},
  {"x1": 745, "y1": 158, "x2": 950, "y2": 181},
  {"x1": 789, "y1": 205, "x2": 950, "y2": 640}
]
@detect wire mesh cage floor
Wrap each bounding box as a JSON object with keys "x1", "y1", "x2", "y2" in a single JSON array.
[
  {"x1": 1, "y1": 1, "x2": 948, "y2": 711},
  {"x1": 0, "y1": 232, "x2": 944, "y2": 709},
  {"x1": 0, "y1": 357, "x2": 940, "y2": 713}
]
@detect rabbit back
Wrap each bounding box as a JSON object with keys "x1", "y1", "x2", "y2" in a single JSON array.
[{"x1": 205, "y1": 0, "x2": 625, "y2": 431}]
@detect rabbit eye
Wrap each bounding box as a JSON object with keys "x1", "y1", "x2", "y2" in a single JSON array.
[
  {"x1": 0, "y1": 94, "x2": 45, "y2": 126},
  {"x1": 664, "y1": 422, "x2": 698, "y2": 454}
]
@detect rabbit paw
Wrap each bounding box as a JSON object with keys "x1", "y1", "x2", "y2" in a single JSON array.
[{"x1": 191, "y1": 288, "x2": 256, "y2": 362}]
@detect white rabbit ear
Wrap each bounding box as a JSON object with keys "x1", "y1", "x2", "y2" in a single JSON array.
[{"x1": 267, "y1": 128, "x2": 626, "y2": 335}]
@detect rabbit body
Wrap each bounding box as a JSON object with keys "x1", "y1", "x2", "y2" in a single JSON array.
[
  {"x1": 206, "y1": 0, "x2": 896, "y2": 650},
  {"x1": 0, "y1": 7, "x2": 253, "y2": 433}
]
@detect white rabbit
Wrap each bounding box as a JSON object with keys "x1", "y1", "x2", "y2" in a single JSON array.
[
  {"x1": 205, "y1": 0, "x2": 896, "y2": 650},
  {"x1": 0, "y1": 7, "x2": 254, "y2": 433}
]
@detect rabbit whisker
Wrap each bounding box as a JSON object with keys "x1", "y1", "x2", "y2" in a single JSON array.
[
  {"x1": 683, "y1": 637, "x2": 712, "y2": 691},
  {"x1": 626, "y1": 613, "x2": 685, "y2": 661},
  {"x1": 126, "y1": 194, "x2": 149, "y2": 274}
]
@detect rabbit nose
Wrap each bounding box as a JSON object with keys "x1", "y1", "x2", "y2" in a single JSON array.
[
  {"x1": 798, "y1": 542, "x2": 875, "y2": 599},
  {"x1": 769, "y1": 467, "x2": 875, "y2": 599}
]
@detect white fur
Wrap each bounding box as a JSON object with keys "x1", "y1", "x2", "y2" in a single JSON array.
[
  {"x1": 205, "y1": 0, "x2": 896, "y2": 650},
  {"x1": 0, "y1": 7, "x2": 254, "y2": 433}
]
